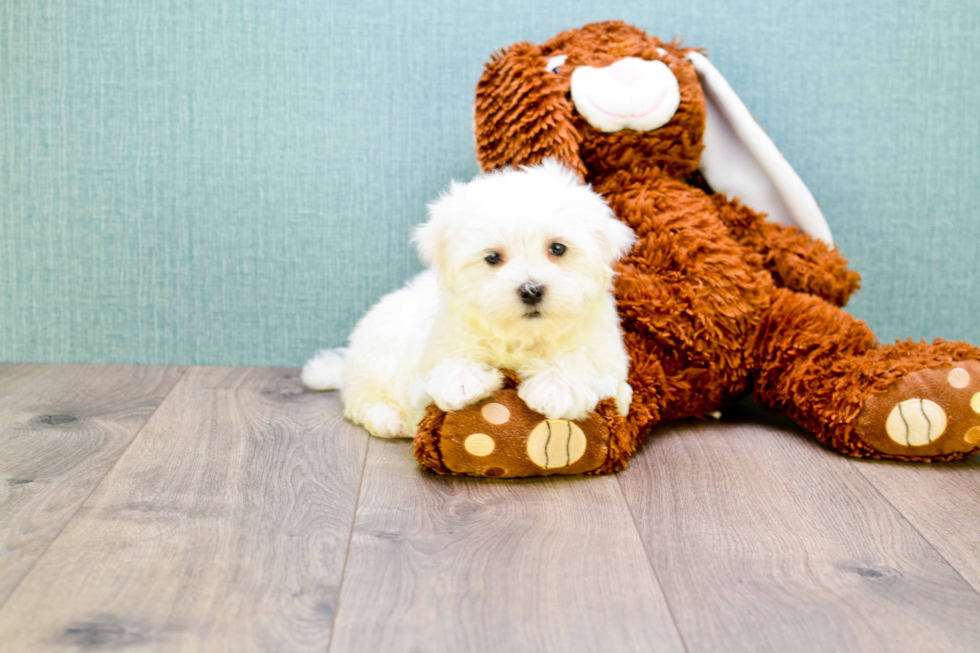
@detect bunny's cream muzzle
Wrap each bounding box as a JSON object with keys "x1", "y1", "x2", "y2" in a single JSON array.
[{"x1": 570, "y1": 57, "x2": 680, "y2": 133}]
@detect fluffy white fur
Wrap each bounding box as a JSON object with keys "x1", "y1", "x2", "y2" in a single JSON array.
[{"x1": 302, "y1": 161, "x2": 636, "y2": 438}]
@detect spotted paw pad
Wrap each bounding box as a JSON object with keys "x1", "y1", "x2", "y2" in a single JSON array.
[
  {"x1": 437, "y1": 389, "x2": 610, "y2": 478},
  {"x1": 856, "y1": 360, "x2": 980, "y2": 457}
]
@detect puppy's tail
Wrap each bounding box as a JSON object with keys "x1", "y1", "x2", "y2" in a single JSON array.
[{"x1": 301, "y1": 348, "x2": 347, "y2": 390}]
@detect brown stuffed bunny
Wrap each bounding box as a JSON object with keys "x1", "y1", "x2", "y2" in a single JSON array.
[{"x1": 415, "y1": 20, "x2": 980, "y2": 477}]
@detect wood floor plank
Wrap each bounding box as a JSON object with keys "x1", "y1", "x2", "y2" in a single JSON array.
[
  {"x1": 618, "y1": 405, "x2": 980, "y2": 653},
  {"x1": 328, "y1": 437, "x2": 685, "y2": 653},
  {"x1": 850, "y1": 456, "x2": 980, "y2": 593},
  {"x1": 0, "y1": 367, "x2": 368, "y2": 652},
  {"x1": 0, "y1": 363, "x2": 184, "y2": 605}
]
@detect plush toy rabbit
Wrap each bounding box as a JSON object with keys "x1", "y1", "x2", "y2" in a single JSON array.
[{"x1": 415, "y1": 21, "x2": 980, "y2": 477}]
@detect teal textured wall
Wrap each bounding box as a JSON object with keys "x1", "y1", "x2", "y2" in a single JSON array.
[{"x1": 2, "y1": 0, "x2": 978, "y2": 366}]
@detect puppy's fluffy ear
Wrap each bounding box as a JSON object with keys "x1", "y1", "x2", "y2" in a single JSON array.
[
  {"x1": 593, "y1": 210, "x2": 636, "y2": 265},
  {"x1": 414, "y1": 183, "x2": 462, "y2": 286},
  {"x1": 544, "y1": 162, "x2": 635, "y2": 265}
]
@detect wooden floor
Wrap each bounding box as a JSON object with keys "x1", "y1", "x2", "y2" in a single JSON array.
[{"x1": 0, "y1": 365, "x2": 978, "y2": 652}]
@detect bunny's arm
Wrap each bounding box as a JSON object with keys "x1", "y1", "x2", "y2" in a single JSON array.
[{"x1": 711, "y1": 194, "x2": 861, "y2": 307}]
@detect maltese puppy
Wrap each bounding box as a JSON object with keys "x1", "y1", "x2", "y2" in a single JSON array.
[{"x1": 302, "y1": 160, "x2": 636, "y2": 438}]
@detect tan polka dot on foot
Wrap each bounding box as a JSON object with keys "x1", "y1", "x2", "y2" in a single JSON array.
[
  {"x1": 948, "y1": 367, "x2": 971, "y2": 388},
  {"x1": 965, "y1": 427, "x2": 980, "y2": 445},
  {"x1": 480, "y1": 402, "x2": 510, "y2": 424},
  {"x1": 464, "y1": 433, "x2": 495, "y2": 456}
]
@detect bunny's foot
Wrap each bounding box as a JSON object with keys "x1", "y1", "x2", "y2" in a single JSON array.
[{"x1": 855, "y1": 361, "x2": 980, "y2": 460}]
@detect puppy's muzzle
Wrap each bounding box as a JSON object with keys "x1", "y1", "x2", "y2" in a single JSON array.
[{"x1": 518, "y1": 282, "x2": 545, "y2": 306}]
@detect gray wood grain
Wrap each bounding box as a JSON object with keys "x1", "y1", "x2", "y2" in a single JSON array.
[
  {"x1": 5, "y1": 365, "x2": 978, "y2": 653},
  {"x1": 0, "y1": 367, "x2": 368, "y2": 652},
  {"x1": 328, "y1": 437, "x2": 685, "y2": 653},
  {"x1": 618, "y1": 408, "x2": 980, "y2": 653},
  {"x1": 851, "y1": 456, "x2": 980, "y2": 593},
  {"x1": 0, "y1": 363, "x2": 184, "y2": 606}
]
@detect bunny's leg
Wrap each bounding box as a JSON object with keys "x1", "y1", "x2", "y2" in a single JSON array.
[{"x1": 751, "y1": 288, "x2": 980, "y2": 460}]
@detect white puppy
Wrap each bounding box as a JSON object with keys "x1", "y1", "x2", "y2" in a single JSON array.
[{"x1": 302, "y1": 161, "x2": 636, "y2": 438}]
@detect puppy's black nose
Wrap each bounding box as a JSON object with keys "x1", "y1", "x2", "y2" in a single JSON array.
[{"x1": 518, "y1": 281, "x2": 545, "y2": 305}]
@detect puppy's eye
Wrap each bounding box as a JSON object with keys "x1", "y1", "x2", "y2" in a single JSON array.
[
  {"x1": 549, "y1": 242, "x2": 566, "y2": 256},
  {"x1": 544, "y1": 54, "x2": 567, "y2": 74},
  {"x1": 485, "y1": 252, "x2": 503, "y2": 265}
]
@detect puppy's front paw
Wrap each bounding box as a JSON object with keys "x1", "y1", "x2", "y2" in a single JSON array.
[
  {"x1": 427, "y1": 359, "x2": 505, "y2": 412},
  {"x1": 590, "y1": 376, "x2": 632, "y2": 416},
  {"x1": 615, "y1": 382, "x2": 633, "y2": 417},
  {"x1": 519, "y1": 370, "x2": 599, "y2": 421}
]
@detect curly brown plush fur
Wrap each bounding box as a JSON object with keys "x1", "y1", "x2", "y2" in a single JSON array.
[{"x1": 414, "y1": 21, "x2": 980, "y2": 475}]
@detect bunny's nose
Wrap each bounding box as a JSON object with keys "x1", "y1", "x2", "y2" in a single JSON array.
[{"x1": 608, "y1": 57, "x2": 646, "y2": 87}]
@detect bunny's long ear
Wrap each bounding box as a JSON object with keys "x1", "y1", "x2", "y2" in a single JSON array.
[{"x1": 687, "y1": 51, "x2": 835, "y2": 247}]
